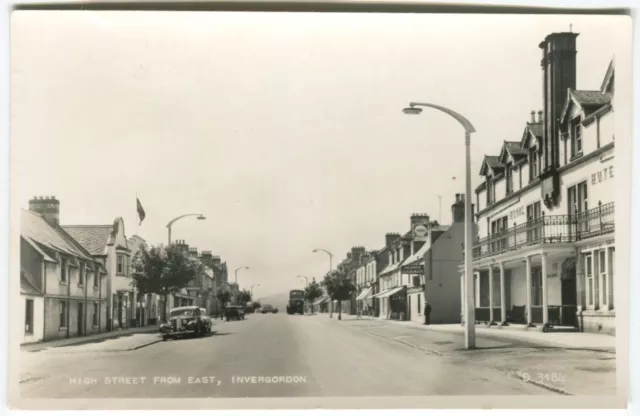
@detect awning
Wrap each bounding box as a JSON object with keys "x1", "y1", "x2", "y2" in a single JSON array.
[
  {"x1": 373, "y1": 286, "x2": 404, "y2": 299},
  {"x1": 356, "y1": 287, "x2": 373, "y2": 301}
]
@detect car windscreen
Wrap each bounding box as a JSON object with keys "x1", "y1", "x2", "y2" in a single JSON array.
[{"x1": 170, "y1": 309, "x2": 195, "y2": 317}]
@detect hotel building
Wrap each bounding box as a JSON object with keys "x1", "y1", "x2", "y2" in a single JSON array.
[{"x1": 466, "y1": 31, "x2": 616, "y2": 334}]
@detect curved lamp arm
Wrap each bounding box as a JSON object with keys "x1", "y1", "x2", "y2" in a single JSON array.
[
  {"x1": 406, "y1": 102, "x2": 476, "y2": 134},
  {"x1": 166, "y1": 213, "x2": 206, "y2": 228},
  {"x1": 312, "y1": 248, "x2": 333, "y2": 257}
]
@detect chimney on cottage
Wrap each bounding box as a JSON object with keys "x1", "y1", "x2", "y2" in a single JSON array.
[
  {"x1": 351, "y1": 246, "x2": 366, "y2": 263},
  {"x1": 175, "y1": 240, "x2": 189, "y2": 254},
  {"x1": 385, "y1": 233, "x2": 400, "y2": 247},
  {"x1": 537, "y1": 110, "x2": 543, "y2": 123},
  {"x1": 29, "y1": 196, "x2": 60, "y2": 227},
  {"x1": 530, "y1": 111, "x2": 536, "y2": 123},
  {"x1": 451, "y1": 193, "x2": 475, "y2": 223},
  {"x1": 211, "y1": 255, "x2": 221, "y2": 266},
  {"x1": 410, "y1": 213, "x2": 430, "y2": 235},
  {"x1": 200, "y1": 250, "x2": 213, "y2": 267},
  {"x1": 189, "y1": 247, "x2": 198, "y2": 257}
]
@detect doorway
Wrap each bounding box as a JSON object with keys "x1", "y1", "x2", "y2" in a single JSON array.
[{"x1": 560, "y1": 258, "x2": 578, "y2": 327}]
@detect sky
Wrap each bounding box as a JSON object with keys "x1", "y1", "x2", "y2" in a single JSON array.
[{"x1": 11, "y1": 11, "x2": 629, "y2": 299}]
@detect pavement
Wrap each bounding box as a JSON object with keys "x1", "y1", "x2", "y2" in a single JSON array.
[{"x1": 19, "y1": 313, "x2": 616, "y2": 398}]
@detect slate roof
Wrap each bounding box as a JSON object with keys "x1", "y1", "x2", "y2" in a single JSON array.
[
  {"x1": 527, "y1": 123, "x2": 543, "y2": 139},
  {"x1": 504, "y1": 141, "x2": 527, "y2": 157},
  {"x1": 63, "y1": 225, "x2": 113, "y2": 256},
  {"x1": 484, "y1": 155, "x2": 502, "y2": 169},
  {"x1": 21, "y1": 270, "x2": 42, "y2": 296},
  {"x1": 21, "y1": 209, "x2": 93, "y2": 261},
  {"x1": 571, "y1": 90, "x2": 611, "y2": 107}
]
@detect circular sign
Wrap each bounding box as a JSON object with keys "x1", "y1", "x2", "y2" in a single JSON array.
[{"x1": 413, "y1": 224, "x2": 428, "y2": 237}]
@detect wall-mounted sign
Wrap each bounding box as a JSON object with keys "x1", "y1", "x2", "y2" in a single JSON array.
[
  {"x1": 591, "y1": 165, "x2": 614, "y2": 185},
  {"x1": 508, "y1": 206, "x2": 525, "y2": 220},
  {"x1": 413, "y1": 224, "x2": 428, "y2": 238},
  {"x1": 402, "y1": 264, "x2": 424, "y2": 275}
]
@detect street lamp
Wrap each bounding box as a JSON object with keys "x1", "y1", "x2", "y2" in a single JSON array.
[
  {"x1": 166, "y1": 214, "x2": 206, "y2": 246},
  {"x1": 297, "y1": 275, "x2": 310, "y2": 286},
  {"x1": 312, "y1": 248, "x2": 333, "y2": 271},
  {"x1": 250, "y1": 284, "x2": 260, "y2": 299},
  {"x1": 234, "y1": 266, "x2": 250, "y2": 304},
  {"x1": 402, "y1": 101, "x2": 476, "y2": 350}
]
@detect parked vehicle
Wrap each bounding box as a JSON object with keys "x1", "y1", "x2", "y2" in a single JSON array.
[
  {"x1": 225, "y1": 305, "x2": 246, "y2": 321},
  {"x1": 200, "y1": 308, "x2": 213, "y2": 331},
  {"x1": 286, "y1": 289, "x2": 305, "y2": 315},
  {"x1": 273, "y1": 307, "x2": 279, "y2": 314},
  {"x1": 160, "y1": 306, "x2": 210, "y2": 341},
  {"x1": 261, "y1": 304, "x2": 275, "y2": 314}
]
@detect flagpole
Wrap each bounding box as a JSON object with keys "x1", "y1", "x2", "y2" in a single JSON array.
[{"x1": 136, "y1": 192, "x2": 139, "y2": 235}]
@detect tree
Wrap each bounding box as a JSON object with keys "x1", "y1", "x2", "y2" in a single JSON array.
[
  {"x1": 251, "y1": 301, "x2": 261, "y2": 310},
  {"x1": 131, "y1": 244, "x2": 199, "y2": 322},
  {"x1": 216, "y1": 289, "x2": 232, "y2": 309},
  {"x1": 304, "y1": 280, "x2": 323, "y2": 315},
  {"x1": 238, "y1": 289, "x2": 252, "y2": 304},
  {"x1": 321, "y1": 268, "x2": 356, "y2": 320}
]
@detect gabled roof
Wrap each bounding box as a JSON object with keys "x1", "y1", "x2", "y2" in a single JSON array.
[
  {"x1": 63, "y1": 218, "x2": 127, "y2": 256},
  {"x1": 63, "y1": 225, "x2": 113, "y2": 256},
  {"x1": 498, "y1": 141, "x2": 528, "y2": 164},
  {"x1": 521, "y1": 122, "x2": 543, "y2": 149},
  {"x1": 601, "y1": 59, "x2": 615, "y2": 93},
  {"x1": 479, "y1": 155, "x2": 503, "y2": 176},
  {"x1": 560, "y1": 89, "x2": 611, "y2": 123},
  {"x1": 21, "y1": 209, "x2": 93, "y2": 262}
]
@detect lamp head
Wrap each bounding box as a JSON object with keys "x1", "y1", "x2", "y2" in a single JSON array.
[
  {"x1": 402, "y1": 105, "x2": 422, "y2": 115},
  {"x1": 197, "y1": 215, "x2": 206, "y2": 220}
]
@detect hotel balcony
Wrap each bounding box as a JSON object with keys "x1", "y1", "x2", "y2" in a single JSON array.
[{"x1": 468, "y1": 201, "x2": 614, "y2": 260}]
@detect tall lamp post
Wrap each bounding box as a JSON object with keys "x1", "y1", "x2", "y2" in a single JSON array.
[
  {"x1": 234, "y1": 266, "x2": 250, "y2": 304},
  {"x1": 166, "y1": 213, "x2": 206, "y2": 246},
  {"x1": 250, "y1": 284, "x2": 260, "y2": 301},
  {"x1": 402, "y1": 101, "x2": 476, "y2": 350},
  {"x1": 297, "y1": 275, "x2": 310, "y2": 286}
]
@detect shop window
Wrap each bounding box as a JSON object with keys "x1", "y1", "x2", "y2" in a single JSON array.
[
  {"x1": 93, "y1": 302, "x2": 98, "y2": 326},
  {"x1": 585, "y1": 254, "x2": 594, "y2": 307}
]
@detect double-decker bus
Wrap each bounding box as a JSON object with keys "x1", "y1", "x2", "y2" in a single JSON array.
[{"x1": 286, "y1": 290, "x2": 305, "y2": 315}]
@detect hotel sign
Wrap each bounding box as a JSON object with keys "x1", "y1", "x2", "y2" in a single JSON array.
[
  {"x1": 402, "y1": 264, "x2": 424, "y2": 275},
  {"x1": 591, "y1": 165, "x2": 614, "y2": 186},
  {"x1": 508, "y1": 206, "x2": 525, "y2": 220}
]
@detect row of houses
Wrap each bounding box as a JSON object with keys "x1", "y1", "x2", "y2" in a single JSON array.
[
  {"x1": 19, "y1": 198, "x2": 230, "y2": 344},
  {"x1": 315, "y1": 31, "x2": 617, "y2": 335}
]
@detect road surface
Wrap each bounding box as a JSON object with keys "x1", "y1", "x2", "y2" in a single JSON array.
[{"x1": 20, "y1": 313, "x2": 563, "y2": 398}]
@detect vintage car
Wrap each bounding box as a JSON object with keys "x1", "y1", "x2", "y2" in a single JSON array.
[
  {"x1": 200, "y1": 308, "x2": 213, "y2": 331},
  {"x1": 160, "y1": 306, "x2": 211, "y2": 340},
  {"x1": 224, "y1": 305, "x2": 245, "y2": 321},
  {"x1": 261, "y1": 304, "x2": 275, "y2": 314}
]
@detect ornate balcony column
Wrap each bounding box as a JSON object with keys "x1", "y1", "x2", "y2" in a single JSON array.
[
  {"x1": 499, "y1": 262, "x2": 508, "y2": 326},
  {"x1": 541, "y1": 252, "x2": 549, "y2": 328},
  {"x1": 488, "y1": 266, "x2": 495, "y2": 325},
  {"x1": 525, "y1": 255, "x2": 535, "y2": 327}
]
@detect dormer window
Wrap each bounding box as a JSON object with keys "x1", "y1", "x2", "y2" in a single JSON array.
[
  {"x1": 506, "y1": 163, "x2": 513, "y2": 195},
  {"x1": 486, "y1": 178, "x2": 494, "y2": 204},
  {"x1": 571, "y1": 117, "x2": 583, "y2": 158},
  {"x1": 529, "y1": 148, "x2": 539, "y2": 182}
]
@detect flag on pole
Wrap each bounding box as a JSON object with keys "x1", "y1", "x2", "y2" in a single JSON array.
[{"x1": 137, "y1": 197, "x2": 146, "y2": 225}]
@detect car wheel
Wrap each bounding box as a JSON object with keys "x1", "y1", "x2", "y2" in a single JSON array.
[{"x1": 162, "y1": 335, "x2": 169, "y2": 341}]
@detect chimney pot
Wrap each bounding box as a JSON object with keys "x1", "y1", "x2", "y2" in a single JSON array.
[
  {"x1": 538, "y1": 110, "x2": 543, "y2": 123},
  {"x1": 530, "y1": 111, "x2": 535, "y2": 123}
]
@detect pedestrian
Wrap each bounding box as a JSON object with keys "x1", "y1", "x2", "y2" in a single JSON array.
[{"x1": 424, "y1": 301, "x2": 432, "y2": 325}]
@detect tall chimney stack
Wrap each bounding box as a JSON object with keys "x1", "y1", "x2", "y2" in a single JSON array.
[
  {"x1": 530, "y1": 111, "x2": 536, "y2": 123},
  {"x1": 385, "y1": 233, "x2": 400, "y2": 247},
  {"x1": 28, "y1": 196, "x2": 60, "y2": 227}
]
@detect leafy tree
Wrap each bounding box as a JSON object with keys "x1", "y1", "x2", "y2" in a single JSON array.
[
  {"x1": 321, "y1": 268, "x2": 356, "y2": 320},
  {"x1": 304, "y1": 280, "x2": 323, "y2": 315},
  {"x1": 216, "y1": 289, "x2": 232, "y2": 309},
  {"x1": 131, "y1": 244, "x2": 199, "y2": 322},
  {"x1": 252, "y1": 301, "x2": 261, "y2": 310},
  {"x1": 238, "y1": 289, "x2": 252, "y2": 304}
]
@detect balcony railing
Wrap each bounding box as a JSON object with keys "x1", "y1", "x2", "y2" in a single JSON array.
[{"x1": 468, "y1": 201, "x2": 614, "y2": 260}]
